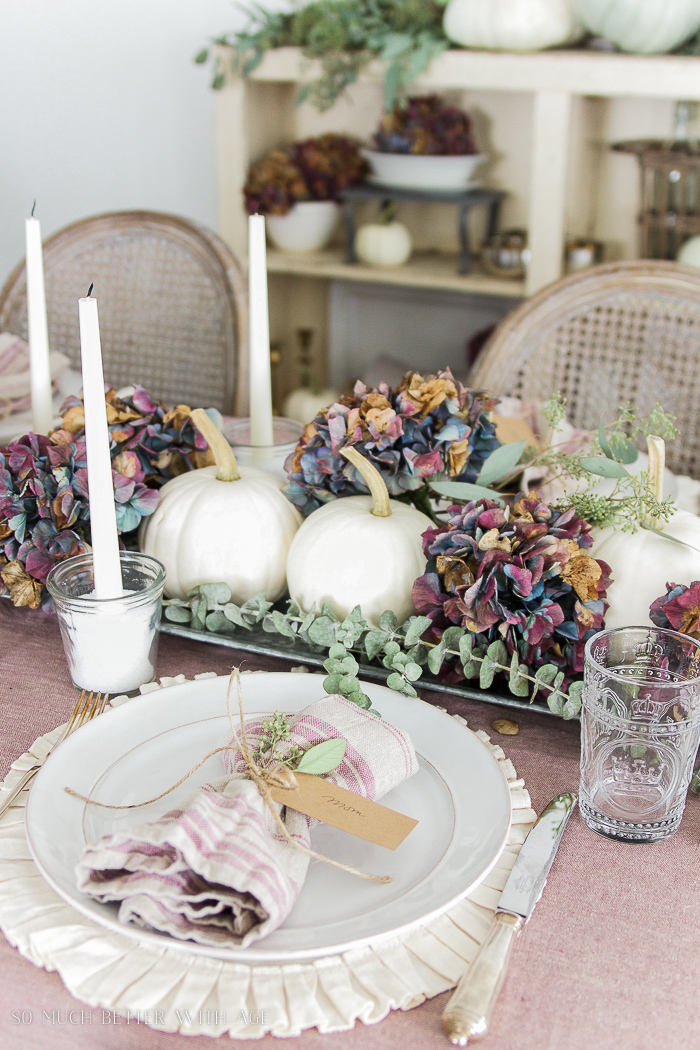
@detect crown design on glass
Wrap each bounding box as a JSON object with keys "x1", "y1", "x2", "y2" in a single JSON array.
[
  {"x1": 612, "y1": 755, "x2": 664, "y2": 788},
  {"x1": 631, "y1": 694, "x2": 671, "y2": 719},
  {"x1": 633, "y1": 638, "x2": 663, "y2": 661}
]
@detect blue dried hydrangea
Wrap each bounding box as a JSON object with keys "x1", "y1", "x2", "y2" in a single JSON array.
[
  {"x1": 412, "y1": 496, "x2": 612, "y2": 680},
  {"x1": 0, "y1": 386, "x2": 219, "y2": 609},
  {"x1": 284, "y1": 369, "x2": 500, "y2": 516}
]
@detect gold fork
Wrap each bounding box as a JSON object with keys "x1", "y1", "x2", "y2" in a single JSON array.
[{"x1": 0, "y1": 691, "x2": 109, "y2": 818}]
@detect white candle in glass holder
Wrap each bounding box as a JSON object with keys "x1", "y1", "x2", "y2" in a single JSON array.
[
  {"x1": 25, "y1": 210, "x2": 54, "y2": 435},
  {"x1": 78, "y1": 290, "x2": 123, "y2": 599},
  {"x1": 248, "y1": 214, "x2": 274, "y2": 450}
]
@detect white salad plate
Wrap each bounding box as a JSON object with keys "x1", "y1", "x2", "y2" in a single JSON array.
[{"x1": 26, "y1": 672, "x2": 511, "y2": 964}]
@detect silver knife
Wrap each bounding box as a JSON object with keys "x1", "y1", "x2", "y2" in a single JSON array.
[{"x1": 442, "y1": 792, "x2": 577, "y2": 1046}]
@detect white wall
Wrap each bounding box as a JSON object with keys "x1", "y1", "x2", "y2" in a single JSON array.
[{"x1": 0, "y1": 0, "x2": 267, "y2": 286}]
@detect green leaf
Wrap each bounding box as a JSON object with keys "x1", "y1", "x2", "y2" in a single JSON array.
[
  {"x1": 404, "y1": 615, "x2": 432, "y2": 647},
  {"x1": 530, "y1": 663, "x2": 558, "y2": 703},
  {"x1": 477, "y1": 440, "x2": 527, "y2": 488},
  {"x1": 368, "y1": 708, "x2": 382, "y2": 719},
  {"x1": 562, "y1": 694, "x2": 582, "y2": 719},
  {"x1": 597, "y1": 422, "x2": 614, "y2": 459},
  {"x1": 404, "y1": 662, "x2": 422, "y2": 682},
  {"x1": 609, "y1": 435, "x2": 638, "y2": 464},
  {"x1": 164, "y1": 604, "x2": 192, "y2": 624},
  {"x1": 191, "y1": 597, "x2": 207, "y2": 631},
  {"x1": 508, "y1": 651, "x2": 530, "y2": 697},
  {"x1": 321, "y1": 604, "x2": 339, "y2": 622},
  {"x1": 380, "y1": 31, "x2": 414, "y2": 59},
  {"x1": 296, "y1": 738, "x2": 347, "y2": 775},
  {"x1": 379, "y1": 610, "x2": 399, "y2": 632},
  {"x1": 194, "y1": 48, "x2": 209, "y2": 64},
  {"x1": 486, "y1": 640, "x2": 508, "y2": 667},
  {"x1": 365, "y1": 630, "x2": 386, "y2": 661},
  {"x1": 640, "y1": 524, "x2": 700, "y2": 552},
  {"x1": 270, "y1": 610, "x2": 296, "y2": 639},
  {"x1": 205, "y1": 610, "x2": 234, "y2": 633},
  {"x1": 459, "y1": 633, "x2": 481, "y2": 677},
  {"x1": 323, "y1": 673, "x2": 342, "y2": 694},
  {"x1": 299, "y1": 609, "x2": 317, "y2": 635},
  {"x1": 383, "y1": 59, "x2": 403, "y2": 111},
  {"x1": 580, "y1": 456, "x2": 629, "y2": 479},
  {"x1": 547, "y1": 692, "x2": 565, "y2": 716},
  {"x1": 328, "y1": 642, "x2": 349, "y2": 660},
  {"x1": 212, "y1": 73, "x2": 225, "y2": 90},
  {"x1": 223, "y1": 603, "x2": 251, "y2": 630},
  {"x1": 407, "y1": 643, "x2": 429, "y2": 666},
  {"x1": 199, "y1": 582, "x2": 231, "y2": 607},
  {"x1": 630, "y1": 744, "x2": 647, "y2": 759},
  {"x1": 442, "y1": 625, "x2": 465, "y2": 651},
  {"x1": 427, "y1": 639, "x2": 446, "y2": 674},
  {"x1": 308, "y1": 616, "x2": 336, "y2": 646},
  {"x1": 479, "y1": 655, "x2": 496, "y2": 690},
  {"x1": 429, "y1": 481, "x2": 505, "y2": 506}
]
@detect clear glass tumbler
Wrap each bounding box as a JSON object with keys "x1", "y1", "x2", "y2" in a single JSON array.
[
  {"x1": 46, "y1": 551, "x2": 166, "y2": 695},
  {"x1": 580, "y1": 626, "x2": 700, "y2": 842},
  {"x1": 222, "y1": 417, "x2": 304, "y2": 482}
]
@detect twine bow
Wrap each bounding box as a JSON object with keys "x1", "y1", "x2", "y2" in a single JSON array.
[{"x1": 65, "y1": 668, "x2": 391, "y2": 884}]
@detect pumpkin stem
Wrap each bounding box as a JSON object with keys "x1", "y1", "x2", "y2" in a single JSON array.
[
  {"x1": 340, "y1": 445, "x2": 391, "y2": 517},
  {"x1": 644, "y1": 435, "x2": 665, "y2": 528},
  {"x1": 190, "y1": 409, "x2": 240, "y2": 482}
]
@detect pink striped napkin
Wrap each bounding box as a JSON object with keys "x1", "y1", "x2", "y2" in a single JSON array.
[{"x1": 76, "y1": 695, "x2": 418, "y2": 948}]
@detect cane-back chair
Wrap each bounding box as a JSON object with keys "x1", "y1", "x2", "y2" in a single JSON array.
[
  {"x1": 469, "y1": 260, "x2": 700, "y2": 478},
  {"x1": 0, "y1": 211, "x2": 248, "y2": 414}
]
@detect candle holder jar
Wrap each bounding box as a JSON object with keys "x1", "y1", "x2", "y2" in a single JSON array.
[
  {"x1": 223, "y1": 417, "x2": 304, "y2": 482},
  {"x1": 47, "y1": 551, "x2": 166, "y2": 695}
]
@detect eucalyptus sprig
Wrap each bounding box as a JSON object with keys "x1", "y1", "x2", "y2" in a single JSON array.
[
  {"x1": 251, "y1": 711, "x2": 348, "y2": 775},
  {"x1": 430, "y1": 396, "x2": 679, "y2": 534},
  {"x1": 196, "y1": 0, "x2": 450, "y2": 111},
  {"x1": 164, "y1": 584, "x2": 584, "y2": 719}
]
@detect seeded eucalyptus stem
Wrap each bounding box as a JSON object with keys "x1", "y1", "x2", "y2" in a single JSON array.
[{"x1": 164, "y1": 583, "x2": 583, "y2": 720}]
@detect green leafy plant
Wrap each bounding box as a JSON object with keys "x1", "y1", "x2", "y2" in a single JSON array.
[
  {"x1": 196, "y1": 0, "x2": 450, "y2": 112},
  {"x1": 430, "y1": 396, "x2": 679, "y2": 534},
  {"x1": 251, "y1": 711, "x2": 347, "y2": 773},
  {"x1": 164, "y1": 584, "x2": 585, "y2": 719}
]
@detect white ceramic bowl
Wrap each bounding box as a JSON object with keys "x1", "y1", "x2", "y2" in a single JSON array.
[
  {"x1": 362, "y1": 150, "x2": 484, "y2": 192},
  {"x1": 266, "y1": 201, "x2": 339, "y2": 253}
]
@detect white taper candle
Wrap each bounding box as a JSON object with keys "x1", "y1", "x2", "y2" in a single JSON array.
[
  {"x1": 25, "y1": 213, "x2": 54, "y2": 435},
  {"x1": 248, "y1": 214, "x2": 274, "y2": 447},
  {"x1": 78, "y1": 291, "x2": 123, "y2": 599}
]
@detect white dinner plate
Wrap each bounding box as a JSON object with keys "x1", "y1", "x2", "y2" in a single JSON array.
[{"x1": 26, "y1": 673, "x2": 511, "y2": 963}]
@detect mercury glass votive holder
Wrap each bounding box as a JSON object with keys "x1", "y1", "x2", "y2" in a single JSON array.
[
  {"x1": 47, "y1": 552, "x2": 166, "y2": 695},
  {"x1": 223, "y1": 417, "x2": 304, "y2": 482}
]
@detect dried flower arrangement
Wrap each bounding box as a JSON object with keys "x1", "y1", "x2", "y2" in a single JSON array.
[
  {"x1": 283, "y1": 369, "x2": 500, "y2": 518},
  {"x1": 197, "y1": 0, "x2": 449, "y2": 112},
  {"x1": 0, "y1": 387, "x2": 216, "y2": 610},
  {"x1": 244, "y1": 134, "x2": 368, "y2": 216},
  {"x1": 373, "y1": 95, "x2": 478, "y2": 155}
]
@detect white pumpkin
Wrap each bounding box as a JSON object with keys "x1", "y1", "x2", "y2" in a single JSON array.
[
  {"x1": 574, "y1": 0, "x2": 700, "y2": 54},
  {"x1": 677, "y1": 236, "x2": 700, "y2": 269},
  {"x1": 283, "y1": 385, "x2": 339, "y2": 425},
  {"x1": 443, "y1": 0, "x2": 582, "y2": 52},
  {"x1": 356, "y1": 221, "x2": 412, "y2": 268},
  {"x1": 592, "y1": 437, "x2": 700, "y2": 630},
  {"x1": 286, "y1": 446, "x2": 428, "y2": 626},
  {"x1": 141, "y1": 409, "x2": 301, "y2": 600}
]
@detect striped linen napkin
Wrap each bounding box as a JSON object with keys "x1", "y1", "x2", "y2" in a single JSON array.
[
  {"x1": 76, "y1": 695, "x2": 418, "y2": 948},
  {"x1": 0, "y1": 333, "x2": 69, "y2": 412}
]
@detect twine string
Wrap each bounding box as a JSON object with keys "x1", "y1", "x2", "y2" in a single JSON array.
[{"x1": 65, "y1": 668, "x2": 391, "y2": 884}]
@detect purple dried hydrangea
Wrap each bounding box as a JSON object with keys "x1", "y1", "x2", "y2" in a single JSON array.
[
  {"x1": 373, "y1": 96, "x2": 478, "y2": 156},
  {"x1": 0, "y1": 386, "x2": 218, "y2": 609},
  {"x1": 284, "y1": 369, "x2": 499, "y2": 516},
  {"x1": 650, "y1": 581, "x2": 700, "y2": 639},
  {"x1": 412, "y1": 496, "x2": 612, "y2": 679}
]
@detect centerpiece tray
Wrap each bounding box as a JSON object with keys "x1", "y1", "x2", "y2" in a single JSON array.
[
  {"x1": 26, "y1": 672, "x2": 512, "y2": 964},
  {"x1": 160, "y1": 620, "x2": 558, "y2": 717}
]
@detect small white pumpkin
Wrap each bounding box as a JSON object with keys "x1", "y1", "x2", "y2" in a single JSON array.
[
  {"x1": 574, "y1": 0, "x2": 700, "y2": 54},
  {"x1": 283, "y1": 385, "x2": 340, "y2": 425},
  {"x1": 592, "y1": 436, "x2": 700, "y2": 630},
  {"x1": 141, "y1": 409, "x2": 301, "y2": 600},
  {"x1": 286, "y1": 446, "x2": 428, "y2": 625},
  {"x1": 356, "y1": 219, "x2": 412, "y2": 269},
  {"x1": 677, "y1": 236, "x2": 700, "y2": 269},
  {"x1": 443, "y1": 0, "x2": 582, "y2": 52}
]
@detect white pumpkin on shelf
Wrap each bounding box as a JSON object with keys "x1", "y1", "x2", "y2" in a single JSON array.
[
  {"x1": 574, "y1": 0, "x2": 700, "y2": 54},
  {"x1": 286, "y1": 446, "x2": 429, "y2": 626},
  {"x1": 443, "y1": 0, "x2": 582, "y2": 52},
  {"x1": 356, "y1": 207, "x2": 412, "y2": 269},
  {"x1": 140, "y1": 409, "x2": 301, "y2": 601},
  {"x1": 283, "y1": 385, "x2": 339, "y2": 425},
  {"x1": 592, "y1": 437, "x2": 700, "y2": 630}
]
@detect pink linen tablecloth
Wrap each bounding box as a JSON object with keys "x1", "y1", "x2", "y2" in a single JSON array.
[{"x1": 1, "y1": 600, "x2": 699, "y2": 1050}]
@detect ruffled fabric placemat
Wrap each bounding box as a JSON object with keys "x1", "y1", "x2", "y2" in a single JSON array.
[{"x1": 0, "y1": 674, "x2": 536, "y2": 1039}]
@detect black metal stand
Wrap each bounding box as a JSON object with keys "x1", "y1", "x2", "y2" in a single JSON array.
[{"x1": 338, "y1": 184, "x2": 505, "y2": 274}]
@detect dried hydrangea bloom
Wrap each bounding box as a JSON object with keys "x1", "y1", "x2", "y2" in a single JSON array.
[
  {"x1": 283, "y1": 368, "x2": 499, "y2": 517},
  {"x1": 0, "y1": 386, "x2": 217, "y2": 609},
  {"x1": 412, "y1": 496, "x2": 612, "y2": 679},
  {"x1": 650, "y1": 581, "x2": 700, "y2": 639},
  {"x1": 374, "y1": 95, "x2": 478, "y2": 156}
]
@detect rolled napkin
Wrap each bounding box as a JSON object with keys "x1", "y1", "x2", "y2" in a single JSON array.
[
  {"x1": 0, "y1": 332, "x2": 69, "y2": 413},
  {"x1": 76, "y1": 694, "x2": 418, "y2": 948}
]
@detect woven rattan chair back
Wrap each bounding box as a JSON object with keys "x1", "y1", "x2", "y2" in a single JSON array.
[
  {"x1": 0, "y1": 211, "x2": 248, "y2": 414},
  {"x1": 469, "y1": 260, "x2": 700, "y2": 478}
]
